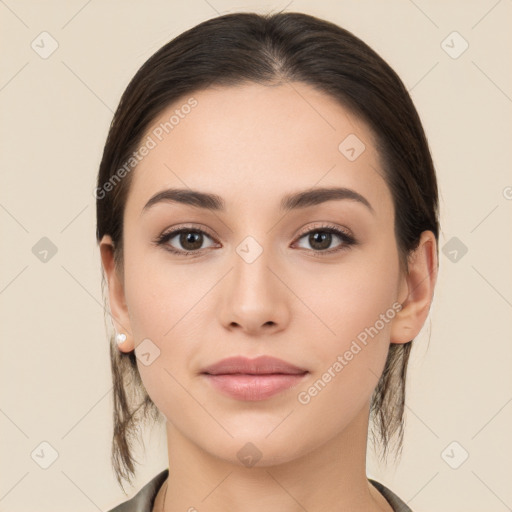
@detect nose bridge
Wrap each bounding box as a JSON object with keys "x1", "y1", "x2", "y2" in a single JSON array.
[
  {"x1": 229, "y1": 209, "x2": 277, "y2": 289},
  {"x1": 218, "y1": 229, "x2": 288, "y2": 332},
  {"x1": 232, "y1": 233, "x2": 277, "y2": 303}
]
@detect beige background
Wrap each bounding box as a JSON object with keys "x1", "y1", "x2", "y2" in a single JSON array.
[{"x1": 1, "y1": 1, "x2": 511, "y2": 511}]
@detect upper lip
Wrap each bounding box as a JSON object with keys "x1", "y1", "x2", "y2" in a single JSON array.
[{"x1": 201, "y1": 355, "x2": 308, "y2": 375}]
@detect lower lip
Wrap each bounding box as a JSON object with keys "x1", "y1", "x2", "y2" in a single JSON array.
[{"x1": 203, "y1": 373, "x2": 308, "y2": 401}]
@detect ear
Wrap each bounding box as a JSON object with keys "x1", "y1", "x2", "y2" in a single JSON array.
[
  {"x1": 99, "y1": 235, "x2": 134, "y2": 353},
  {"x1": 391, "y1": 230, "x2": 438, "y2": 344}
]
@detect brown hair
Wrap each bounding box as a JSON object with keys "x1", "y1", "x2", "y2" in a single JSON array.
[{"x1": 96, "y1": 11, "x2": 439, "y2": 491}]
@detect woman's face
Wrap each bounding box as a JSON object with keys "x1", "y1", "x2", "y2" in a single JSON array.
[{"x1": 114, "y1": 82, "x2": 410, "y2": 465}]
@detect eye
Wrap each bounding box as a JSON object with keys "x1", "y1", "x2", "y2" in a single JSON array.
[
  {"x1": 293, "y1": 223, "x2": 356, "y2": 255},
  {"x1": 153, "y1": 222, "x2": 357, "y2": 257},
  {"x1": 154, "y1": 226, "x2": 217, "y2": 256}
]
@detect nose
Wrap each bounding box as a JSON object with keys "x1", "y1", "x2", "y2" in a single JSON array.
[{"x1": 218, "y1": 240, "x2": 290, "y2": 336}]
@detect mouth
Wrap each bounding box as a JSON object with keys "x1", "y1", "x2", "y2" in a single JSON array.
[
  {"x1": 200, "y1": 354, "x2": 308, "y2": 376},
  {"x1": 202, "y1": 372, "x2": 309, "y2": 401},
  {"x1": 200, "y1": 355, "x2": 309, "y2": 401}
]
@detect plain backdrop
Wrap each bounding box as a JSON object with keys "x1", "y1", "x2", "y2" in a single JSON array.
[{"x1": 0, "y1": 1, "x2": 511, "y2": 511}]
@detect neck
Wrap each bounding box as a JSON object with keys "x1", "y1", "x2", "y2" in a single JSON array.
[{"x1": 157, "y1": 402, "x2": 392, "y2": 512}]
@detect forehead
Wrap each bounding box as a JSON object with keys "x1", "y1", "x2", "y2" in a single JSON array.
[{"x1": 125, "y1": 82, "x2": 391, "y2": 218}]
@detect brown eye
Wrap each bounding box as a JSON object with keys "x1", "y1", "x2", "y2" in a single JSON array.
[
  {"x1": 155, "y1": 227, "x2": 217, "y2": 255},
  {"x1": 294, "y1": 224, "x2": 356, "y2": 255},
  {"x1": 177, "y1": 231, "x2": 204, "y2": 251},
  {"x1": 306, "y1": 231, "x2": 335, "y2": 251},
  {"x1": 155, "y1": 223, "x2": 356, "y2": 258}
]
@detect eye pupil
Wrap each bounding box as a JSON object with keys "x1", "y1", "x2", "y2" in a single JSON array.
[
  {"x1": 310, "y1": 231, "x2": 332, "y2": 250},
  {"x1": 180, "y1": 231, "x2": 203, "y2": 250}
]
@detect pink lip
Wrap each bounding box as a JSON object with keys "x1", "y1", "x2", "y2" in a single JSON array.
[
  {"x1": 201, "y1": 355, "x2": 307, "y2": 375},
  {"x1": 201, "y1": 356, "x2": 309, "y2": 401}
]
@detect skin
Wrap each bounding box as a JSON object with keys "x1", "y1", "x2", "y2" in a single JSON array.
[{"x1": 100, "y1": 82, "x2": 437, "y2": 511}]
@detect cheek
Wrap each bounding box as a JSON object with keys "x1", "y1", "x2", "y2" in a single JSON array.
[
  {"x1": 303, "y1": 247, "x2": 399, "y2": 348},
  {"x1": 294, "y1": 297, "x2": 397, "y2": 428},
  {"x1": 123, "y1": 233, "x2": 203, "y2": 338},
  {"x1": 122, "y1": 241, "x2": 210, "y2": 414},
  {"x1": 297, "y1": 245, "x2": 400, "y2": 402}
]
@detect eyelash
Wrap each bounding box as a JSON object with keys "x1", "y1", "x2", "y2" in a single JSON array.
[{"x1": 153, "y1": 223, "x2": 357, "y2": 258}]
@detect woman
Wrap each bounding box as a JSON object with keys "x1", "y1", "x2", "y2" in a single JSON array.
[{"x1": 97, "y1": 11, "x2": 438, "y2": 512}]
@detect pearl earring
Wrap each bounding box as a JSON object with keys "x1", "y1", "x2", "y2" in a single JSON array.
[{"x1": 116, "y1": 333, "x2": 127, "y2": 345}]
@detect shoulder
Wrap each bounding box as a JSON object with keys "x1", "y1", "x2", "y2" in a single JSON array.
[
  {"x1": 107, "y1": 469, "x2": 169, "y2": 512},
  {"x1": 368, "y1": 478, "x2": 414, "y2": 512}
]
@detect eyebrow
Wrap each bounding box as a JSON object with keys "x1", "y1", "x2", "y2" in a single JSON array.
[{"x1": 141, "y1": 186, "x2": 375, "y2": 215}]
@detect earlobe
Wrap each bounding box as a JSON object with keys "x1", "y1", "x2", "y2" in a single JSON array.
[
  {"x1": 99, "y1": 235, "x2": 134, "y2": 352},
  {"x1": 390, "y1": 231, "x2": 438, "y2": 344}
]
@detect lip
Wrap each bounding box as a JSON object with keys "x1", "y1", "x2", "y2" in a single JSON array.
[
  {"x1": 201, "y1": 355, "x2": 309, "y2": 401},
  {"x1": 201, "y1": 355, "x2": 308, "y2": 375}
]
